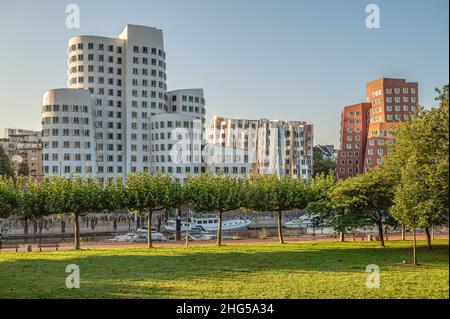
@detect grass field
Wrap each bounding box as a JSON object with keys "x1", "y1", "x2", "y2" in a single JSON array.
[{"x1": 0, "y1": 239, "x2": 448, "y2": 299}]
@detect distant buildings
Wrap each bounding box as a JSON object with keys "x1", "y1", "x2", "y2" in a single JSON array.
[
  {"x1": 1, "y1": 128, "x2": 41, "y2": 139},
  {"x1": 207, "y1": 116, "x2": 314, "y2": 180},
  {"x1": 0, "y1": 129, "x2": 43, "y2": 180},
  {"x1": 336, "y1": 78, "x2": 419, "y2": 180}
]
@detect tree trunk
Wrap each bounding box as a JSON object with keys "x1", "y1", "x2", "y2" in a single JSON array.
[
  {"x1": 425, "y1": 227, "x2": 432, "y2": 249},
  {"x1": 217, "y1": 210, "x2": 223, "y2": 246},
  {"x1": 185, "y1": 210, "x2": 189, "y2": 247},
  {"x1": 38, "y1": 218, "x2": 43, "y2": 234},
  {"x1": 412, "y1": 228, "x2": 417, "y2": 265},
  {"x1": 401, "y1": 225, "x2": 406, "y2": 240},
  {"x1": 23, "y1": 219, "x2": 29, "y2": 235},
  {"x1": 157, "y1": 214, "x2": 161, "y2": 232},
  {"x1": 61, "y1": 219, "x2": 66, "y2": 233},
  {"x1": 74, "y1": 213, "x2": 80, "y2": 250},
  {"x1": 175, "y1": 208, "x2": 181, "y2": 241},
  {"x1": 377, "y1": 220, "x2": 385, "y2": 247},
  {"x1": 277, "y1": 210, "x2": 284, "y2": 244},
  {"x1": 23, "y1": 219, "x2": 29, "y2": 244},
  {"x1": 339, "y1": 232, "x2": 345, "y2": 242},
  {"x1": 147, "y1": 210, "x2": 153, "y2": 248}
]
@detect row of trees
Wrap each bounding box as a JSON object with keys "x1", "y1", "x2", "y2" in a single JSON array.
[{"x1": 0, "y1": 173, "x2": 313, "y2": 249}]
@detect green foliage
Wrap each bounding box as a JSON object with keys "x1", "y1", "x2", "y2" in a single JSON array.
[
  {"x1": 331, "y1": 169, "x2": 395, "y2": 223},
  {"x1": 0, "y1": 176, "x2": 19, "y2": 219},
  {"x1": 125, "y1": 172, "x2": 172, "y2": 214},
  {"x1": 246, "y1": 174, "x2": 308, "y2": 243},
  {"x1": 246, "y1": 174, "x2": 308, "y2": 212},
  {"x1": 18, "y1": 178, "x2": 51, "y2": 222},
  {"x1": 185, "y1": 173, "x2": 247, "y2": 245},
  {"x1": 17, "y1": 162, "x2": 30, "y2": 177},
  {"x1": 101, "y1": 176, "x2": 127, "y2": 213},
  {"x1": 126, "y1": 172, "x2": 175, "y2": 247},
  {"x1": 184, "y1": 172, "x2": 246, "y2": 214},
  {"x1": 313, "y1": 147, "x2": 336, "y2": 177},
  {"x1": 330, "y1": 168, "x2": 396, "y2": 245},
  {"x1": 45, "y1": 177, "x2": 102, "y2": 216},
  {"x1": 386, "y1": 85, "x2": 449, "y2": 229},
  {"x1": 0, "y1": 146, "x2": 14, "y2": 178},
  {"x1": 306, "y1": 172, "x2": 336, "y2": 216}
]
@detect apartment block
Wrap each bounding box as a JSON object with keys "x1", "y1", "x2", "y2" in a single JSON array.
[
  {"x1": 41, "y1": 25, "x2": 207, "y2": 183},
  {"x1": 0, "y1": 130, "x2": 43, "y2": 180},
  {"x1": 364, "y1": 78, "x2": 419, "y2": 171},
  {"x1": 336, "y1": 78, "x2": 419, "y2": 179},
  {"x1": 336, "y1": 103, "x2": 370, "y2": 179},
  {"x1": 208, "y1": 116, "x2": 314, "y2": 180}
]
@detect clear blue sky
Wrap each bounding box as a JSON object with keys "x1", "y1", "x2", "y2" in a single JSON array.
[{"x1": 0, "y1": 0, "x2": 448, "y2": 145}]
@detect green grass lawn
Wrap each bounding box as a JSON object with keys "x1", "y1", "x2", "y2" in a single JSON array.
[{"x1": 0, "y1": 239, "x2": 448, "y2": 299}]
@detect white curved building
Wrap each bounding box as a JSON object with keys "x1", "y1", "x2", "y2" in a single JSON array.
[
  {"x1": 41, "y1": 88, "x2": 96, "y2": 177},
  {"x1": 150, "y1": 89, "x2": 206, "y2": 183},
  {"x1": 42, "y1": 24, "x2": 209, "y2": 182},
  {"x1": 64, "y1": 25, "x2": 167, "y2": 180},
  {"x1": 208, "y1": 116, "x2": 314, "y2": 180}
]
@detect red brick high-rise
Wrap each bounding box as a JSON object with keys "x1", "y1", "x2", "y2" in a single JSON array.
[
  {"x1": 336, "y1": 103, "x2": 371, "y2": 180},
  {"x1": 336, "y1": 78, "x2": 419, "y2": 180}
]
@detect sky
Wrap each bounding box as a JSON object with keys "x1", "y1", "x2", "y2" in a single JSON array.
[{"x1": 0, "y1": 0, "x2": 448, "y2": 145}]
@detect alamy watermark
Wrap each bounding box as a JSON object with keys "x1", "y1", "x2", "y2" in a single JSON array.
[
  {"x1": 365, "y1": 264, "x2": 380, "y2": 288},
  {"x1": 366, "y1": 4, "x2": 380, "y2": 29},
  {"x1": 66, "y1": 264, "x2": 80, "y2": 289},
  {"x1": 65, "y1": 4, "x2": 80, "y2": 29}
]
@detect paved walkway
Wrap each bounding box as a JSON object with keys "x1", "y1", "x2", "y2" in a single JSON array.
[{"x1": 1, "y1": 233, "x2": 447, "y2": 253}]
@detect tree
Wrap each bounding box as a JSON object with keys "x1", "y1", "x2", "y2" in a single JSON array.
[
  {"x1": 307, "y1": 173, "x2": 360, "y2": 241},
  {"x1": 313, "y1": 147, "x2": 336, "y2": 177},
  {"x1": 0, "y1": 176, "x2": 19, "y2": 219},
  {"x1": 47, "y1": 177, "x2": 102, "y2": 250},
  {"x1": 185, "y1": 173, "x2": 247, "y2": 246},
  {"x1": 330, "y1": 168, "x2": 395, "y2": 247},
  {"x1": 18, "y1": 178, "x2": 52, "y2": 238},
  {"x1": 385, "y1": 85, "x2": 449, "y2": 264},
  {"x1": 101, "y1": 176, "x2": 127, "y2": 214},
  {"x1": 0, "y1": 146, "x2": 14, "y2": 178},
  {"x1": 246, "y1": 174, "x2": 308, "y2": 244},
  {"x1": 17, "y1": 162, "x2": 30, "y2": 177},
  {"x1": 126, "y1": 172, "x2": 171, "y2": 248},
  {"x1": 162, "y1": 178, "x2": 185, "y2": 242}
]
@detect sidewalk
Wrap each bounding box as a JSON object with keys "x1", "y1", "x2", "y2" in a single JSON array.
[{"x1": 1, "y1": 233, "x2": 447, "y2": 253}]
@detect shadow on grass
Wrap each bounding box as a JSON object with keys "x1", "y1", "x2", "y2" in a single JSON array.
[{"x1": 0, "y1": 242, "x2": 448, "y2": 298}]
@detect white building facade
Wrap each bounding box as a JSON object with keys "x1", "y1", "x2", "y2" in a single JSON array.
[
  {"x1": 207, "y1": 116, "x2": 314, "y2": 180},
  {"x1": 41, "y1": 88, "x2": 96, "y2": 176},
  {"x1": 42, "y1": 25, "x2": 208, "y2": 182},
  {"x1": 150, "y1": 89, "x2": 207, "y2": 183}
]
